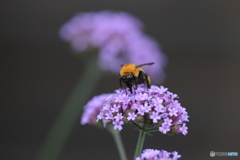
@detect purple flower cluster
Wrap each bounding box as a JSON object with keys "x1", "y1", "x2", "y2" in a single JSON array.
[
  {"x1": 59, "y1": 11, "x2": 167, "y2": 83},
  {"x1": 81, "y1": 94, "x2": 111, "y2": 125},
  {"x1": 136, "y1": 149, "x2": 181, "y2": 160},
  {"x1": 97, "y1": 84, "x2": 189, "y2": 135}
]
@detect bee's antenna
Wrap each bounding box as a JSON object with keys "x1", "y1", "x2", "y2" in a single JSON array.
[{"x1": 136, "y1": 62, "x2": 154, "y2": 68}]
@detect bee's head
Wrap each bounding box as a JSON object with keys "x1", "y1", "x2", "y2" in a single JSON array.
[{"x1": 122, "y1": 75, "x2": 133, "y2": 82}]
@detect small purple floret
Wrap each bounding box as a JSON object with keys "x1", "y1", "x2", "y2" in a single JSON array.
[
  {"x1": 113, "y1": 121, "x2": 124, "y2": 130},
  {"x1": 127, "y1": 112, "x2": 137, "y2": 121},
  {"x1": 180, "y1": 123, "x2": 188, "y2": 135}
]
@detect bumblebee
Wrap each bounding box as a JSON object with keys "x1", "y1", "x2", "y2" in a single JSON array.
[{"x1": 119, "y1": 62, "x2": 154, "y2": 93}]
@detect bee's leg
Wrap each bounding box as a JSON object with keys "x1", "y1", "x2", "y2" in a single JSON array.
[
  {"x1": 145, "y1": 74, "x2": 151, "y2": 88},
  {"x1": 138, "y1": 71, "x2": 145, "y2": 84},
  {"x1": 132, "y1": 75, "x2": 138, "y2": 89},
  {"x1": 119, "y1": 77, "x2": 124, "y2": 93},
  {"x1": 126, "y1": 83, "x2": 132, "y2": 94},
  {"x1": 119, "y1": 76, "x2": 123, "y2": 88},
  {"x1": 140, "y1": 72, "x2": 151, "y2": 88},
  {"x1": 129, "y1": 87, "x2": 133, "y2": 94}
]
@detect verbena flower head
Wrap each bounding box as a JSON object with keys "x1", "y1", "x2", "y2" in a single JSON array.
[
  {"x1": 136, "y1": 149, "x2": 181, "y2": 160},
  {"x1": 81, "y1": 94, "x2": 111, "y2": 125},
  {"x1": 59, "y1": 10, "x2": 167, "y2": 83},
  {"x1": 97, "y1": 84, "x2": 189, "y2": 135}
]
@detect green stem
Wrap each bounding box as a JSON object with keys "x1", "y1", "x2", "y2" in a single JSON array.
[
  {"x1": 37, "y1": 56, "x2": 102, "y2": 160},
  {"x1": 110, "y1": 129, "x2": 128, "y2": 160},
  {"x1": 134, "y1": 130, "x2": 146, "y2": 160}
]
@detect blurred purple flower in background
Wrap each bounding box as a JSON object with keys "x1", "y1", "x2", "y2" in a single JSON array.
[
  {"x1": 136, "y1": 149, "x2": 181, "y2": 160},
  {"x1": 59, "y1": 11, "x2": 167, "y2": 83},
  {"x1": 97, "y1": 84, "x2": 189, "y2": 135},
  {"x1": 81, "y1": 93, "x2": 111, "y2": 125}
]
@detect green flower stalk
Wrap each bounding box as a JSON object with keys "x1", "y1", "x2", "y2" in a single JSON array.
[
  {"x1": 134, "y1": 130, "x2": 146, "y2": 159},
  {"x1": 37, "y1": 56, "x2": 102, "y2": 160}
]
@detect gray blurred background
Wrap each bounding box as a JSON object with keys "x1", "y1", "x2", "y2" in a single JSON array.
[{"x1": 1, "y1": 0, "x2": 240, "y2": 160}]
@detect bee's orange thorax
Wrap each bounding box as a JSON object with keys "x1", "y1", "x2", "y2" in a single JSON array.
[{"x1": 120, "y1": 64, "x2": 136, "y2": 76}]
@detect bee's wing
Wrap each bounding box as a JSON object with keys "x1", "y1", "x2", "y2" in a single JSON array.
[{"x1": 136, "y1": 62, "x2": 154, "y2": 68}]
